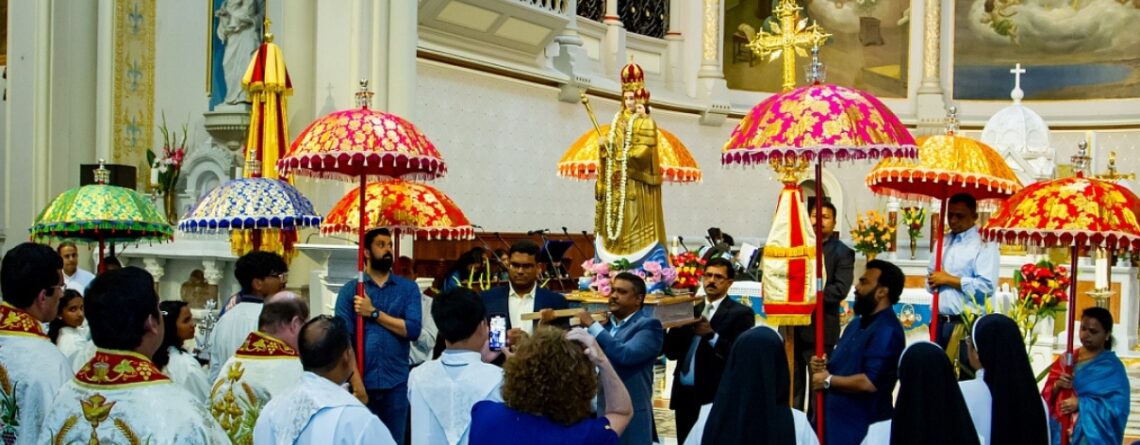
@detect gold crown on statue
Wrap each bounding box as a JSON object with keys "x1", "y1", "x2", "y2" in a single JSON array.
[
  {"x1": 620, "y1": 59, "x2": 645, "y2": 92},
  {"x1": 634, "y1": 87, "x2": 651, "y2": 104}
]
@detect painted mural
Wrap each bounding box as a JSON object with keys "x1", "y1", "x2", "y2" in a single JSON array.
[{"x1": 953, "y1": 0, "x2": 1140, "y2": 100}]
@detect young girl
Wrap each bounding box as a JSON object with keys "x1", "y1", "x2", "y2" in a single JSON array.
[
  {"x1": 49, "y1": 289, "x2": 95, "y2": 369},
  {"x1": 153, "y1": 300, "x2": 211, "y2": 403}
]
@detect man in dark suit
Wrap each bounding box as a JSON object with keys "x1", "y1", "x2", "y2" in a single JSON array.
[
  {"x1": 480, "y1": 240, "x2": 569, "y2": 347},
  {"x1": 663, "y1": 257, "x2": 756, "y2": 443},
  {"x1": 794, "y1": 199, "x2": 855, "y2": 411},
  {"x1": 576, "y1": 272, "x2": 664, "y2": 445}
]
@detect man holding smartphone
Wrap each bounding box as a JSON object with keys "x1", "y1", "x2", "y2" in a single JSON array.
[{"x1": 481, "y1": 240, "x2": 570, "y2": 351}]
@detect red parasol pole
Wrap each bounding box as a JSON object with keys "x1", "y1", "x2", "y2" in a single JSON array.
[
  {"x1": 813, "y1": 160, "x2": 825, "y2": 441},
  {"x1": 98, "y1": 236, "x2": 107, "y2": 274},
  {"x1": 929, "y1": 198, "x2": 948, "y2": 342},
  {"x1": 1066, "y1": 243, "x2": 1079, "y2": 361},
  {"x1": 356, "y1": 174, "x2": 367, "y2": 371}
]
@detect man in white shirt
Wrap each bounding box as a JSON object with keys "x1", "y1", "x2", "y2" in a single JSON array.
[
  {"x1": 409, "y1": 288, "x2": 503, "y2": 445},
  {"x1": 207, "y1": 251, "x2": 288, "y2": 381},
  {"x1": 57, "y1": 242, "x2": 95, "y2": 294},
  {"x1": 0, "y1": 243, "x2": 73, "y2": 445},
  {"x1": 254, "y1": 315, "x2": 395, "y2": 445}
]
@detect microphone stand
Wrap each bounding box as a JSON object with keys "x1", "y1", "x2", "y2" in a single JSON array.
[
  {"x1": 562, "y1": 227, "x2": 589, "y2": 262},
  {"x1": 474, "y1": 228, "x2": 509, "y2": 272},
  {"x1": 536, "y1": 230, "x2": 565, "y2": 280}
]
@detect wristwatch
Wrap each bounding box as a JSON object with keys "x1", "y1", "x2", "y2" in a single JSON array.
[
  {"x1": 823, "y1": 375, "x2": 832, "y2": 390},
  {"x1": 370, "y1": 310, "x2": 380, "y2": 321}
]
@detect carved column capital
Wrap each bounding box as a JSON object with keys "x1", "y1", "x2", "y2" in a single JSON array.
[{"x1": 201, "y1": 259, "x2": 224, "y2": 286}]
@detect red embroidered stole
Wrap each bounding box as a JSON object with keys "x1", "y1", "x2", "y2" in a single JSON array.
[
  {"x1": 233, "y1": 331, "x2": 298, "y2": 359},
  {"x1": 75, "y1": 349, "x2": 170, "y2": 388},
  {"x1": 0, "y1": 302, "x2": 48, "y2": 339}
]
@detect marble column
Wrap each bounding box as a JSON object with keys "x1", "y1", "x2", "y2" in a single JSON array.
[
  {"x1": 602, "y1": 0, "x2": 626, "y2": 78},
  {"x1": 696, "y1": 0, "x2": 730, "y2": 125},
  {"x1": 143, "y1": 257, "x2": 167, "y2": 295},
  {"x1": 914, "y1": 0, "x2": 947, "y2": 136},
  {"x1": 664, "y1": 0, "x2": 685, "y2": 92}
]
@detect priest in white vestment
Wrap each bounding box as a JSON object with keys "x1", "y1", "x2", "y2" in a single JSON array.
[
  {"x1": 0, "y1": 243, "x2": 73, "y2": 445},
  {"x1": 409, "y1": 288, "x2": 503, "y2": 445},
  {"x1": 39, "y1": 267, "x2": 229, "y2": 444},
  {"x1": 254, "y1": 315, "x2": 394, "y2": 445},
  {"x1": 210, "y1": 294, "x2": 308, "y2": 443},
  {"x1": 207, "y1": 252, "x2": 289, "y2": 381}
]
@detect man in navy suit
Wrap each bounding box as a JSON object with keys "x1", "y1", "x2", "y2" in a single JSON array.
[
  {"x1": 576, "y1": 272, "x2": 664, "y2": 445},
  {"x1": 664, "y1": 257, "x2": 756, "y2": 443},
  {"x1": 480, "y1": 240, "x2": 569, "y2": 349}
]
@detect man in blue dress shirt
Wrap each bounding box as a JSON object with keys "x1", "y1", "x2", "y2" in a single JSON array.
[
  {"x1": 811, "y1": 259, "x2": 906, "y2": 445},
  {"x1": 336, "y1": 228, "x2": 422, "y2": 445},
  {"x1": 926, "y1": 193, "x2": 999, "y2": 375},
  {"x1": 576, "y1": 272, "x2": 664, "y2": 445}
]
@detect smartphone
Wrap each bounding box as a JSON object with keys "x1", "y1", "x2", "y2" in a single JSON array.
[{"x1": 489, "y1": 314, "x2": 507, "y2": 351}]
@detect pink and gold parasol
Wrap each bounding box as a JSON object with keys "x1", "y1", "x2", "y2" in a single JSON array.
[
  {"x1": 721, "y1": 48, "x2": 916, "y2": 441},
  {"x1": 322, "y1": 179, "x2": 474, "y2": 240},
  {"x1": 558, "y1": 126, "x2": 701, "y2": 183},
  {"x1": 722, "y1": 83, "x2": 916, "y2": 164},
  {"x1": 278, "y1": 104, "x2": 445, "y2": 181}
]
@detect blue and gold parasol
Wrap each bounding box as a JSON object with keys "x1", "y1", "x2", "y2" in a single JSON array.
[{"x1": 178, "y1": 177, "x2": 321, "y2": 261}]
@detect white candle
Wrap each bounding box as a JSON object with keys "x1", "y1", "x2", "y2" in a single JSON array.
[
  {"x1": 149, "y1": 167, "x2": 159, "y2": 187},
  {"x1": 1095, "y1": 254, "x2": 1109, "y2": 289}
]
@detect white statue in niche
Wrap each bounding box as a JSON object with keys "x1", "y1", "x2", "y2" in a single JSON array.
[{"x1": 215, "y1": 0, "x2": 261, "y2": 106}]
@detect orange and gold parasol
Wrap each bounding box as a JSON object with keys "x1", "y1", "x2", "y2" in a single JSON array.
[
  {"x1": 865, "y1": 115, "x2": 1023, "y2": 340},
  {"x1": 558, "y1": 125, "x2": 701, "y2": 183},
  {"x1": 322, "y1": 179, "x2": 474, "y2": 240}
]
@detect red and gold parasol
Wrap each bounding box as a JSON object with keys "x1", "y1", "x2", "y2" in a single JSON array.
[
  {"x1": 558, "y1": 126, "x2": 701, "y2": 183},
  {"x1": 866, "y1": 112, "x2": 1023, "y2": 339},
  {"x1": 982, "y1": 143, "x2": 1140, "y2": 427},
  {"x1": 278, "y1": 82, "x2": 446, "y2": 370},
  {"x1": 322, "y1": 179, "x2": 474, "y2": 240}
]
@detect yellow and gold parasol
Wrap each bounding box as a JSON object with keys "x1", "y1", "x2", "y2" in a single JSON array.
[{"x1": 558, "y1": 126, "x2": 701, "y2": 183}]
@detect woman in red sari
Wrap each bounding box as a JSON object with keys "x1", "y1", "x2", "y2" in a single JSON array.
[{"x1": 1042, "y1": 307, "x2": 1130, "y2": 445}]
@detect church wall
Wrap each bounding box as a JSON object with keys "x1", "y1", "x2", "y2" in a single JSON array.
[{"x1": 411, "y1": 58, "x2": 888, "y2": 246}]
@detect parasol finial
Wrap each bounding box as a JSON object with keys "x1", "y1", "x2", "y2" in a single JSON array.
[
  {"x1": 805, "y1": 45, "x2": 826, "y2": 85},
  {"x1": 262, "y1": 0, "x2": 273, "y2": 42},
  {"x1": 1072, "y1": 141, "x2": 1090, "y2": 177},
  {"x1": 945, "y1": 106, "x2": 959, "y2": 136},
  {"x1": 94, "y1": 159, "x2": 110, "y2": 185},
  {"x1": 355, "y1": 79, "x2": 374, "y2": 109}
]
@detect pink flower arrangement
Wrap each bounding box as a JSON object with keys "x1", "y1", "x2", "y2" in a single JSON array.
[
  {"x1": 147, "y1": 112, "x2": 189, "y2": 194},
  {"x1": 580, "y1": 258, "x2": 675, "y2": 296}
]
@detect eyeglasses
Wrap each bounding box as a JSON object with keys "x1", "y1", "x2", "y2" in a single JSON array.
[{"x1": 268, "y1": 272, "x2": 289, "y2": 281}]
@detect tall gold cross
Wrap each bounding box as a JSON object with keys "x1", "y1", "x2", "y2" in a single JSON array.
[{"x1": 748, "y1": 0, "x2": 831, "y2": 91}]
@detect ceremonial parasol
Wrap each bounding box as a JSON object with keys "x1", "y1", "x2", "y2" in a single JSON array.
[
  {"x1": 866, "y1": 110, "x2": 1023, "y2": 339},
  {"x1": 982, "y1": 143, "x2": 1140, "y2": 350},
  {"x1": 722, "y1": 44, "x2": 916, "y2": 439},
  {"x1": 31, "y1": 161, "x2": 174, "y2": 272},
  {"x1": 178, "y1": 177, "x2": 323, "y2": 260},
  {"x1": 278, "y1": 81, "x2": 446, "y2": 370},
  {"x1": 181, "y1": 17, "x2": 319, "y2": 261},
  {"x1": 322, "y1": 179, "x2": 474, "y2": 240},
  {"x1": 558, "y1": 126, "x2": 701, "y2": 183},
  {"x1": 981, "y1": 143, "x2": 1140, "y2": 443}
]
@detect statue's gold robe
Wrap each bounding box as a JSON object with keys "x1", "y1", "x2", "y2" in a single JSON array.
[{"x1": 595, "y1": 110, "x2": 667, "y2": 257}]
